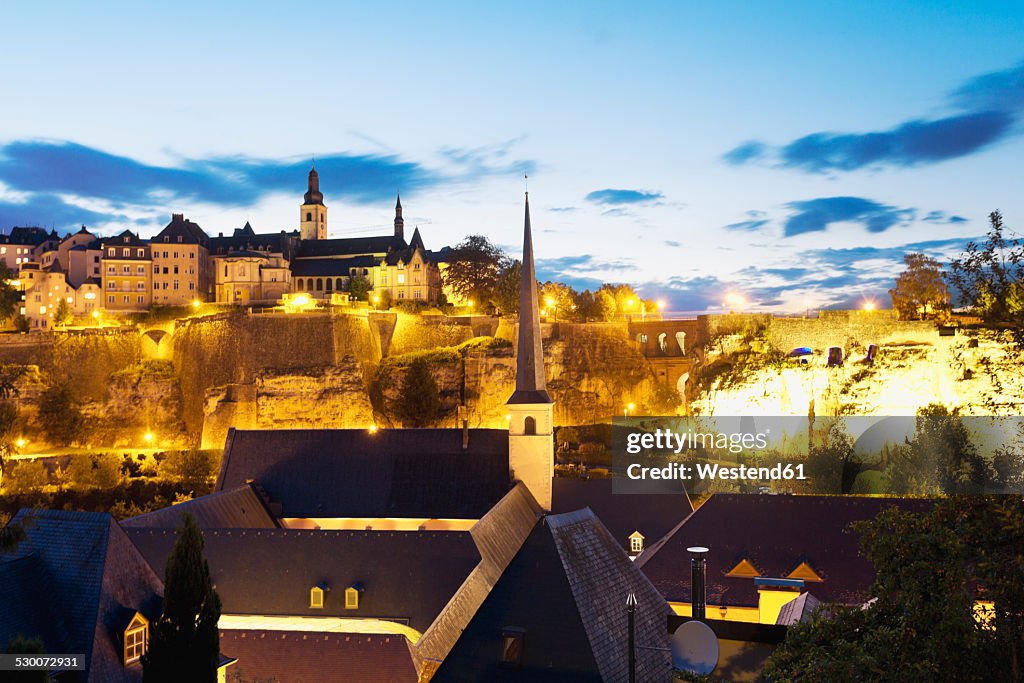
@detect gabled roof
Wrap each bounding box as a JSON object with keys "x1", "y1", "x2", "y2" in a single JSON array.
[
  {"x1": 219, "y1": 630, "x2": 418, "y2": 683},
  {"x1": 429, "y1": 507, "x2": 671, "y2": 682},
  {"x1": 3, "y1": 226, "x2": 51, "y2": 245},
  {"x1": 125, "y1": 527, "x2": 478, "y2": 632},
  {"x1": 294, "y1": 235, "x2": 406, "y2": 259},
  {"x1": 209, "y1": 224, "x2": 296, "y2": 255},
  {"x1": 636, "y1": 494, "x2": 934, "y2": 609},
  {"x1": 1, "y1": 509, "x2": 164, "y2": 682},
  {"x1": 101, "y1": 229, "x2": 147, "y2": 248},
  {"x1": 216, "y1": 428, "x2": 511, "y2": 519},
  {"x1": 551, "y1": 477, "x2": 692, "y2": 552},
  {"x1": 153, "y1": 214, "x2": 208, "y2": 245},
  {"x1": 121, "y1": 484, "x2": 278, "y2": 530}
]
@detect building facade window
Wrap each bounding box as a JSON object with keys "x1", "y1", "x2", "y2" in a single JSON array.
[
  {"x1": 124, "y1": 616, "x2": 148, "y2": 664},
  {"x1": 499, "y1": 628, "x2": 525, "y2": 670}
]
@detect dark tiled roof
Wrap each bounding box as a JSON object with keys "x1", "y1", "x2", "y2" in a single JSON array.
[
  {"x1": 295, "y1": 236, "x2": 406, "y2": 258},
  {"x1": 153, "y1": 214, "x2": 208, "y2": 245},
  {"x1": 551, "y1": 477, "x2": 692, "y2": 551},
  {"x1": 121, "y1": 484, "x2": 278, "y2": 530},
  {"x1": 3, "y1": 226, "x2": 51, "y2": 245},
  {"x1": 2, "y1": 509, "x2": 164, "y2": 682},
  {"x1": 209, "y1": 225, "x2": 296, "y2": 255},
  {"x1": 414, "y1": 483, "x2": 543, "y2": 674},
  {"x1": 220, "y1": 630, "x2": 418, "y2": 683},
  {"x1": 125, "y1": 527, "x2": 478, "y2": 632},
  {"x1": 100, "y1": 229, "x2": 147, "y2": 248},
  {"x1": 216, "y1": 428, "x2": 511, "y2": 519},
  {"x1": 291, "y1": 255, "x2": 378, "y2": 277},
  {"x1": 430, "y1": 508, "x2": 671, "y2": 682},
  {"x1": 636, "y1": 494, "x2": 934, "y2": 609},
  {"x1": 0, "y1": 554, "x2": 61, "y2": 648}
]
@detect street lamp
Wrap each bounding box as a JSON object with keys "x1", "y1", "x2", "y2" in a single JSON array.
[
  {"x1": 863, "y1": 300, "x2": 876, "y2": 311},
  {"x1": 623, "y1": 402, "x2": 635, "y2": 418},
  {"x1": 546, "y1": 297, "x2": 557, "y2": 321},
  {"x1": 372, "y1": 295, "x2": 380, "y2": 311}
]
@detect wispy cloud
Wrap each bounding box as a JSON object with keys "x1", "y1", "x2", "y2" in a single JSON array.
[
  {"x1": 724, "y1": 60, "x2": 1024, "y2": 173},
  {"x1": 584, "y1": 188, "x2": 664, "y2": 205}
]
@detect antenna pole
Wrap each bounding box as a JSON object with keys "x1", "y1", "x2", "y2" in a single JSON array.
[{"x1": 627, "y1": 591, "x2": 637, "y2": 683}]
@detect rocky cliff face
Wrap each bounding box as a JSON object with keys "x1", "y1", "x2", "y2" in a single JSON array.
[{"x1": 256, "y1": 361, "x2": 375, "y2": 429}]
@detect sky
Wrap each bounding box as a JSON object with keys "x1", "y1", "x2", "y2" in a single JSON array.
[{"x1": 1, "y1": 1, "x2": 1023, "y2": 313}]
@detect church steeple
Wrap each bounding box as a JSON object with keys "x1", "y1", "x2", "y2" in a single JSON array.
[
  {"x1": 509, "y1": 192, "x2": 550, "y2": 403},
  {"x1": 394, "y1": 192, "x2": 404, "y2": 241},
  {"x1": 300, "y1": 163, "x2": 327, "y2": 240},
  {"x1": 506, "y1": 191, "x2": 554, "y2": 511}
]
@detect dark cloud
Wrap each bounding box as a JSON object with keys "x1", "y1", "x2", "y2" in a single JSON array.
[
  {"x1": 723, "y1": 60, "x2": 1024, "y2": 172},
  {"x1": 0, "y1": 140, "x2": 441, "y2": 209},
  {"x1": 537, "y1": 253, "x2": 636, "y2": 275},
  {"x1": 782, "y1": 196, "x2": 915, "y2": 236},
  {"x1": 0, "y1": 194, "x2": 143, "y2": 232},
  {"x1": 584, "y1": 188, "x2": 664, "y2": 205}
]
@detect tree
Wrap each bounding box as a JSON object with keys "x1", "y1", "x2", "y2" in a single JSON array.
[
  {"x1": 143, "y1": 513, "x2": 222, "y2": 683},
  {"x1": 949, "y1": 210, "x2": 1024, "y2": 325},
  {"x1": 910, "y1": 403, "x2": 990, "y2": 493},
  {"x1": 889, "y1": 253, "x2": 950, "y2": 321},
  {"x1": 53, "y1": 298, "x2": 73, "y2": 328},
  {"x1": 36, "y1": 382, "x2": 84, "y2": 446},
  {"x1": 764, "y1": 501, "x2": 996, "y2": 682},
  {"x1": 346, "y1": 275, "x2": 371, "y2": 302},
  {"x1": 392, "y1": 358, "x2": 443, "y2": 428},
  {"x1": 594, "y1": 289, "x2": 617, "y2": 321},
  {"x1": 493, "y1": 259, "x2": 522, "y2": 316},
  {"x1": 13, "y1": 315, "x2": 30, "y2": 333},
  {"x1": 573, "y1": 289, "x2": 601, "y2": 321},
  {"x1": 539, "y1": 281, "x2": 577, "y2": 321},
  {"x1": 442, "y1": 235, "x2": 506, "y2": 306},
  {"x1": 0, "y1": 263, "x2": 21, "y2": 323}
]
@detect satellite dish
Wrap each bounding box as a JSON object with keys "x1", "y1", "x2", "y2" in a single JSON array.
[{"x1": 671, "y1": 620, "x2": 718, "y2": 676}]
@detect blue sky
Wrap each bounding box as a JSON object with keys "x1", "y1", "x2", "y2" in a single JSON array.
[{"x1": 1, "y1": 1, "x2": 1022, "y2": 312}]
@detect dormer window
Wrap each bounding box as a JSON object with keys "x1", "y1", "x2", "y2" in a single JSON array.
[
  {"x1": 629, "y1": 531, "x2": 645, "y2": 555},
  {"x1": 310, "y1": 585, "x2": 328, "y2": 608},
  {"x1": 787, "y1": 561, "x2": 824, "y2": 582},
  {"x1": 726, "y1": 558, "x2": 762, "y2": 578},
  {"x1": 499, "y1": 627, "x2": 525, "y2": 670},
  {"x1": 124, "y1": 613, "x2": 149, "y2": 664},
  {"x1": 345, "y1": 584, "x2": 362, "y2": 610}
]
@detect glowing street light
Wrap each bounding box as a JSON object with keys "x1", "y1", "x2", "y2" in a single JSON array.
[
  {"x1": 863, "y1": 300, "x2": 876, "y2": 311},
  {"x1": 191, "y1": 299, "x2": 201, "y2": 309},
  {"x1": 368, "y1": 424, "x2": 379, "y2": 434},
  {"x1": 724, "y1": 292, "x2": 747, "y2": 312},
  {"x1": 624, "y1": 402, "x2": 636, "y2": 418},
  {"x1": 15, "y1": 438, "x2": 26, "y2": 449},
  {"x1": 143, "y1": 432, "x2": 154, "y2": 444}
]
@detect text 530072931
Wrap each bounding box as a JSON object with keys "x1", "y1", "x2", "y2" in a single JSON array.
[{"x1": 0, "y1": 655, "x2": 85, "y2": 671}]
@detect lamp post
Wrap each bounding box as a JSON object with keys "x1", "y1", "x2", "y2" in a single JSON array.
[
  {"x1": 546, "y1": 297, "x2": 556, "y2": 321},
  {"x1": 372, "y1": 295, "x2": 380, "y2": 311}
]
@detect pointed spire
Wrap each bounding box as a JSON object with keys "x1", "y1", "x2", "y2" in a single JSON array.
[
  {"x1": 508, "y1": 192, "x2": 551, "y2": 404},
  {"x1": 394, "y1": 191, "x2": 405, "y2": 241}
]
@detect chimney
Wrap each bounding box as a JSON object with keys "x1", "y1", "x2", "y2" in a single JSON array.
[
  {"x1": 688, "y1": 546, "x2": 708, "y2": 621},
  {"x1": 172, "y1": 213, "x2": 184, "y2": 222}
]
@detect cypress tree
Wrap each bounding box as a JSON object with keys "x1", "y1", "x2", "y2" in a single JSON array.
[
  {"x1": 143, "y1": 512, "x2": 221, "y2": 683},
  {"x1": 393, "y1": 358, "x2": 442, "y2": 427}
]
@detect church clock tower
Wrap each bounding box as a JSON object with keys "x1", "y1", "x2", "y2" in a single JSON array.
[
  {"x1": 300, "y1": 164, "x2": 327, "y2": 240},
  {"x1": 507, "y1": 192, "x2": 554, "y2": 510}
]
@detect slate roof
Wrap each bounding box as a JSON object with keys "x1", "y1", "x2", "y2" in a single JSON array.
[
  {"x1": 209, "y1": 223, "x2": 297, "y2": 255},
  {"x1": 429, "y1": 507, "x2": 671, "y2": 682},
  {"x1": 636, "y1": 494, "x2": 934, "y2": 609},
  {"x1": 216, "y1": 428, "x2": 511, "y2": 519},
  {"x1": 125, "y1": 527, "x2": 479, "y2": 632},
  {"x1": 551, "y1": 477, "x2": 692, "y2": 552},
  {"x1": 291, "y1": 255, "x2": 379, "y2": 277},
  {"x1": 1, "y1": 509, "x2": 164, "y2": 683},
  {"x1": 153, "y1": 214, "x2": 208, "y2": 245},
  {"x1": 121, "y1": 484, "x2": 279, "y2": 530},
  {"x1": 2, "y1": 226, "x2": 51, "y2": 245},
  {"x1": 294, "y1": 235, "x2": 406, "y2": 258},
  {"x1": 100, "y1": 229, "x2": 148, "y2": 249},
  {"x1": 219, "y1": 630, "x2": 418, "y2": 683},
  {"x1": 414, "y1": 483, "x2": 543, "y2": 676}
]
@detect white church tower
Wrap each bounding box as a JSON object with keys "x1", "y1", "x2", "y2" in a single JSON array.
[
  {"x1": 507, "y1": 192, "x2": 554, "y2": 510},
  {"x1": 300, "y1": 164, "x2": 327, "y2": 240}
]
